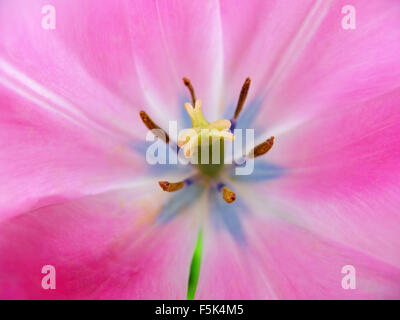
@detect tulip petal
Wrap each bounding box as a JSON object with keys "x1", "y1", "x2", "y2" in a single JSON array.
[
  {"x1": 0, "y1": 87, "x2": 145, "y2": 221},
  {"x1": 126, "y1": 0, "x2": 224, "y2": 124},
  {"x1": 196, "y1": 211, "x2": 400, "y2": 299},
  {"x1": 0, "y1": 184, "x2": 200, "y2": 299},
  {"x1": 259, "y1": 89, "x2": 400, "y2": 268},
  {"x1": 0, "y1": 0, "x2": 148, "y2": 137},
  {"x1": 256, "y1": 0, "x2": 400, "y2": 135},
  {"x1": 218, "y1": 0, "x2": 321, "y2": 117}
]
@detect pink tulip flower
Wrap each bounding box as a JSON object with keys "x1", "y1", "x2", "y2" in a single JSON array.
[{"x1": 1, "y1": 0, "x2": 400, "y2": 299}]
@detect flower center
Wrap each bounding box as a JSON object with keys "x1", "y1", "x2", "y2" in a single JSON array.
[
  {"x1": 139, "y1": 77, "x2": 275, "y2": 204},
  {"x1": 177, "y1": 99, "x2": 234, "y2": 178}
]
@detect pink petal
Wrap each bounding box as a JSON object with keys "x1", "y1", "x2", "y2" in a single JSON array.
[
  {"x1": 262, "y1": 89, "x2": 400, "y2": 268},
  {"x1": 256, "y1": 0, "x2": 400, "y2": 133},
  {"x1": 199, "y1": 89, "x2": 400, "y2": 299},
  {"x1": 0, "y1": 0, "x2": 147, "y2": 137},
  {"x1": 0, "y1": 185, "x2": 199, "y2": 299},
  {"x1": 126, "y1": 0, "x2": 224, "y2": 124},
  {"x1": 218, "y1": 0, "x2": 318, "y2": 113},
  {"x1": 0, "y1": 87, "x2": 144, "y2": 222},
  {"x1": 196, "y1": 212, "x2": 400, "y2": 299}
]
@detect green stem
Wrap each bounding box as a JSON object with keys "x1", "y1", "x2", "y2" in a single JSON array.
[{"x1": 187, "y1": 230, "x2": 203, "y2": 300}]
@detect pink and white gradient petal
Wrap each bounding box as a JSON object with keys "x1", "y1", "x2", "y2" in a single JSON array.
[
  {"x1": 261, "y1": 88, "x2": 400, "y2": 269},
  {"x1": 0, "y1": 0, "x2": 147, "y2": 138},
  {"x1": 125, "y1": 0, "x2": 224, "y2": 125},
  {"x1": 200, "y1": 82, "x2": 400, "y2": 299},
  {"x1": 196, "y1": 207, "x2": 400, "y2": 299},
  {"x1": 0, "y1": 184, "x2": 200, "y2": 299},
  {"x1": 217, "y1": 0, "x2": 319, "y2": 116},
  {"x1": 0, "y1": 87, "x2": 146, "y2": 222},
  {"x1": 255, "y1": 0, "x2": 400, "y2": 136}
]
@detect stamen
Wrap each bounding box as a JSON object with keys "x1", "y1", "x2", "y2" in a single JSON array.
[
  {"x1": 249, "y1": 136, "x2": 275, "y2": 158},
  {"x1": 183, "y1": 77, "x2": 196, "y2": 106},
  {"x1": 233, "y1": 77, "x2": 251, "y2": 120},
  {"x1": 158, "y1": 180, "x2": 186, "y2": 192},
  {"x1": 218, "y1": 183, "x2": 236, "y2": 204},
  {"x1": 139, "y1": 111, "x2": 170, "y2": 143}
]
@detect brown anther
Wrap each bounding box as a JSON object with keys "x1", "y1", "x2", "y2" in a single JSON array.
[
  {"x1": 183, "y1": 77, "x2": 196, "y2": 106},
  {"x1": 250, "y1": 136, "x2": 275, "y2": 158},
  {"x1": 158, "y1": 181, "x2": 185, "y2": 192},
  {"x1": 139, "y1": 110, "x2": 170, "y2": 143},
  {"x1": 234, "y1": 77, "x2": 251, "y2": 119},
  {"x1": 222, "y1": 186, "x2": 236, "y2": 204}
]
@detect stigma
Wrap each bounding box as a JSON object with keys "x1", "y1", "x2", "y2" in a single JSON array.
[{"x1": 177, "y1": 99, "x2": 235, "y2": 158}]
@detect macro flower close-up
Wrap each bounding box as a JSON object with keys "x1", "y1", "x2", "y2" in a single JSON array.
[{"x1": 1, "y1": 0, "x2": 400, "y2": 300}]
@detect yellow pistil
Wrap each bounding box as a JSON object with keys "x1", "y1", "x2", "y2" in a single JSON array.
[{"x1": 178, "y1": 99, "x2": 235, "y2": 158}]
